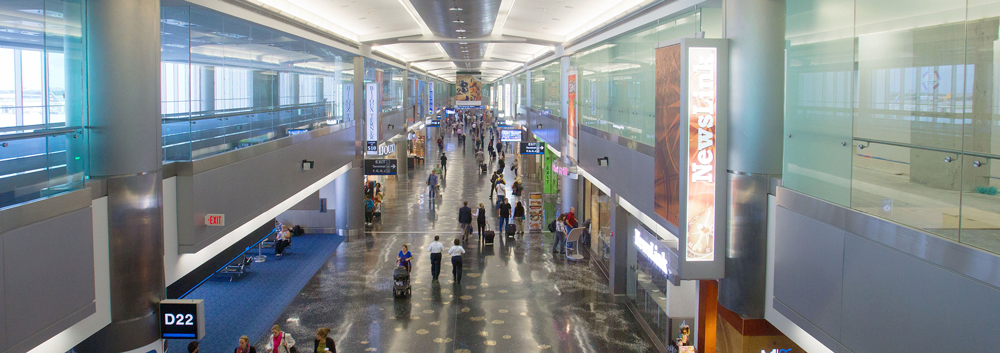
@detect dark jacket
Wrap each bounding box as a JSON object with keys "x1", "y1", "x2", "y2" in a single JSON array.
[
  {"x1": 234, "y1": 346, "x2": 257, "y2": 353},
  {"x1": 459, "y1": 206, "x2": 473, "y2": 224},
  {"x1": 499, "y1": 203, "x2": 511, "y2": 218},
  {"x1": 477, "y1": 207, "x2": 487, "y2": 224},
  {"x1": 514, "y1": 204, "x2": 525, "y2": 218},
  {"x1": 314, "y1": 337, "x2": 336, "y2": 353}
]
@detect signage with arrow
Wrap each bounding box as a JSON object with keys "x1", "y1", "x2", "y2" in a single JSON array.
[{"x1": 364, "y1": 159, "x2": 398, "y2": 175}]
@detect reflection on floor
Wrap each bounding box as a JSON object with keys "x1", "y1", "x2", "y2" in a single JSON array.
[{"x1": 252, "y1": 133, "x2": 654, "y2": 352}]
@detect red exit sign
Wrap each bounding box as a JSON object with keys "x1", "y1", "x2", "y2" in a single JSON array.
[{"x1": 205, "y1": 214, "x2": 225, "y2": 226}]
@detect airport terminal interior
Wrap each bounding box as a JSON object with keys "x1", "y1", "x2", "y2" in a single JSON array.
[{"x1": 2, "y1": 0, "x2": 1000, "y2": 352}]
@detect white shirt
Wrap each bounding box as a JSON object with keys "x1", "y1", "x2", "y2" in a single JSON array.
[
  {"x1": 427, "y1": 241, "x2": 444, "y2": 253},
  {"x1": 448, "y1": 245, "x2": 466, "y2": 256},
  {"x1": 495, "y1": 184, "x2": 506, "y2": 196}
]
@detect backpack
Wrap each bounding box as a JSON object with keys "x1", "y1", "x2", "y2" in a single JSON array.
[{"x1": 548, "y1": 220, "x2": 557, "y2": 233}]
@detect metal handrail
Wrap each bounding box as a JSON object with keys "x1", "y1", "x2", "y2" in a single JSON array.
[
  {"x1": 853, "y1": 137, "x2": 1000, "y2": 160},
  {"x1": 161, "y1": 102, "x2": 329, "y2": 122},
  {"x1": 0, "y1": 122, "x2": 67, "y2": 134},
  {"x1": 0, "y1": 127, "x2": 82, "y2": 143}
]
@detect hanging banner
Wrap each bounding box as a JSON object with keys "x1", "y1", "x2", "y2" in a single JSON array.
[
  {"x1": 456, "y1": 74, "x2": 482, "y2": 106},
  {"x1": 654, "y1": 44, "x2": 682, "y2": 227},
  {"x1": 366, "y1": 82, "x2": 378, "y2": 154},
  {"x1": 343, "y1": 84, "x2": 354, "y2": 121},
  {"x1": 428, "y1": 82, "x2": 434, "y2": 115},
  {"x1": 505, "y1": 84, "x2": 512, "y2": 118},
  {"x1": 376, "y1": 70, "x2": 384, "y2": 140},
  {"x1": 567, "y1": 69, "x2": 579, "y2": 163},
  {"x1": 528, "y1": 192, "x2": 543, "y2": 231}
]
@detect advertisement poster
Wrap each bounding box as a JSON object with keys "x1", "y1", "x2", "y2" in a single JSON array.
[
  {"x1": 654, "y1": 44, "x2": 682, "y2": 227},
  {"x1": 505, "y1": 84, "x2": 512, "y2": 118},
  {"x1": 455, "y1": 74, "x2": 482, "y2": 106},
  {"x1": 567, "y1": 69, "x2": 578, "y2": 163},
  {"x1": 366, "y1": 82, "x2": 378, "y2": 154},
  {"x1": 528, "y1": 192, "x2": 543, "y2": 231},
  {"x1": 685, "y1": 47, "x2": 718, "y2": 262}
]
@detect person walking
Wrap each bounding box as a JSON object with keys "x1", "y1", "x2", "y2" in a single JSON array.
[
  {"x1": 449, "y1": 238, "x2": 466, "y2": 283},
  {"x1": 511, "y1": 178, "x2": 523, "y2": 201},
  {"x1": 313, "y1": 328, "x2": 336, "y2": 353},
  {"x1": 565, "y1": 207, "x2": 578, "y2": 250},
  {"x1": 427, "y1": 170, "x2": 439, "y2": 200},
  {"x1": 188, "y1": 341, "x2": 199, "y2": 353},
  {"x1": 440, "y1": 152, "x2": 448, "y2": 171},
  {"x1": 428, "y1": 236, "x2": 444, "y2": 281},
  {"x1": 364, "y1": 195, "x2": 375, "y2": 226},
  {"x1": 497, "y1": 156, "x2": 505, "y2": 174},
  {"x1": 498, "y1": 198, "x2": 512, "y2": 234},
  {"x1": 512, "y1": 157, "x2": 519, "y2": 176},
  {"x1": 265, "y1": 325, "x2": 296, "y2": 353},
  {"x1": 476, "y1": 203, "x2": 487, "y2": 242},
  {"x1": 489, "y1": 171, "x2": 499, "y2": 199},
  {"x1": 513, "y1": 201, "x2": 526, "y2": 237},
  {"x1": 551, "y1": 214, "x2": 568, "y2": 254},
  {"x1": 458, "y1": 201, "x2": 473, "y2": 241},
  {"x1": 235, "y1": 335, "x2": 256, "y2": 353},
  {"x1": 494, "y1": 177, "x2": 507, "y2": 209}
]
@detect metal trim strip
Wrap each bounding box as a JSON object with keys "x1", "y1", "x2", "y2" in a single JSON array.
[{"x1": 777, "y1": 187, "x2": 1000, "y2": 289}]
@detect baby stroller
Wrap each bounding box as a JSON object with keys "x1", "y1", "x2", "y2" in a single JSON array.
[{"x1": 393, "y1": 265, "x2": 411, "y2": 298}]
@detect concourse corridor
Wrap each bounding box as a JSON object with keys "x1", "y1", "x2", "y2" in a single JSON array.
[{"x1": 253, "y1": 132, "x2": 655, "y2": 352}]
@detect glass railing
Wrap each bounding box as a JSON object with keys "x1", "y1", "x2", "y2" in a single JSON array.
[
  {"x1": 162, "y1": 102, "x2": 345, "y2": 161},
  {"x1": 851, "y1": 138, "x2": 1000, "y2": 255},
  {"x1": 0, "y1": 125, "x2": 87, "y2": 209}
]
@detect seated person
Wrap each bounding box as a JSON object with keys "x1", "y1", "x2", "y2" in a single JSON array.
[
  {"x1": 275, "y1": 226, "x2": 292, "y2": 257},
  {"x1": 397, "y1": 244, "x2": 413, "y2": 272}
]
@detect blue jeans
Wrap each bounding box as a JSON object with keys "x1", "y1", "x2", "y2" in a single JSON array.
[
  {"x1": 429, "y1": 185, "x2": 437, "y2": 199},
  {"x1": 551, "y1": 231, "x2": 565, "y2": 253},
  {"x1": 499, "y1": 217, "x2": 509, "y2": 232}
]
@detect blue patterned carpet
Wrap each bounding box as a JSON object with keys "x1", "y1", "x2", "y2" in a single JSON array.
[{"x1": 167, "y1": 233, "x2": 344, "y2": 353}]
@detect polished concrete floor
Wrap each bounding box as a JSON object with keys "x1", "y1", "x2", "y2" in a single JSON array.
[{"x1": 254, "y1": 132, "x2": 654, "y2": 352}]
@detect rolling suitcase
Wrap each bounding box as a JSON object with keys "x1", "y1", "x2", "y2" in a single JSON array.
[
  {"x1": 483, "y1": 229, "x2": 496, "y2": 245},
  {"x1": 481, "y1": 163, "x2": 488, "y2": 173},
  {"x1": 505, "y1": 224, "x2": 516, "y2": 239}
]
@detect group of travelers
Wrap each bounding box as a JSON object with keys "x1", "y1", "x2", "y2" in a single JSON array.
[
  {"x1": 549, "y1": 207, "x2": 579, "y2": 254},
  {"x1": 364, "y1": 180, "x2": 383, "y2": 226},
  {"x1": 183, "y1": 325, "x2": 335, "y2": 353}
]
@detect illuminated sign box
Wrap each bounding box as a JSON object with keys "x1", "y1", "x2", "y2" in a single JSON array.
[
  {"x1": 655, "y1": 37, "x2": 728, "y2": 280},
  {"x1": 160, "y1": 299, "x2": 205, "y2": 339}
]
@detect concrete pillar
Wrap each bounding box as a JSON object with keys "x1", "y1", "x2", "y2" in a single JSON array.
[
  {"x1": 75, "y1": 0, "x2": 164, "y2": 351},
  {"x1": 395, "y1": 136, "x2": 408, "y2": 180},
  {"x1": 558, "y1": 54, "x2": 577, "y2": 213},
  {"x1": 336, "y1": 56, "x2": 366, "y2": 236},
  {"x1": 717, "y1": 0, "x2": 785, "y2": 319}
]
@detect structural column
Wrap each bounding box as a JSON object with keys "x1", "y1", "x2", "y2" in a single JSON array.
[
  {"x1": 335, "y1": 56, "x2": 366, "y2": 236},
  {"x1": 717, "y1": 0, "x2": 785, "y2": 319},
  {"x1": 76, "y1": 0, "x2": 165, "y2": 352},
  {"x1": 558, "y1": 54, "x2": 577, "y2": 213}
]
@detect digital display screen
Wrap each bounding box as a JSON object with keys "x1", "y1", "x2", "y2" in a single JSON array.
[{"x1": 500, "y1": 129, "x2": 522, "y2": 142}]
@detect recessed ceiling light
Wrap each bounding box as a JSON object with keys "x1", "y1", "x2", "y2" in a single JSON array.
[
  {"x1": 453, "y1": 20, "x2": 464, "y2": 23},
  {"x1": 458, "y1": 36, "x2": 466, "y2": 39},
  {"x1": 459, "y1": 42, "x2": 467, "y2": 44},
  {"x1": 456, "y1": 29, "x2": 466, "y2": 32},
  {"x1": 449, "y1": 7, "x2": 463, "y2": 11}
]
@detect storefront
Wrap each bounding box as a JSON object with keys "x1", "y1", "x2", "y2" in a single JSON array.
[
  {"x1": 627, "y1": 225, "x2": 697, "y2": 351},
  {"x1": 580, "y1": 177, "x2": 612, "y2": 270}
]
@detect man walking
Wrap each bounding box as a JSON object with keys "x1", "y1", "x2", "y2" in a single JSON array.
[
  {"x1": 427, "y1": 170, "x2": 439, "y2": 200},
  {"x1": 498, "y1": 198, "x2": 512, "y2": 234},
  {"x1": 427, "y1": 236, "x2": 444, "y2": 281},
  {"x1": 458, "y1": 201, "x2": 473, "y2": 241}
]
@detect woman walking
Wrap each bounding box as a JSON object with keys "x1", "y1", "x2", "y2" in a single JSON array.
[
  {"x1": 449, "y1": 238, "x2": 467, "y2": 283},
  {"x1": 476, "y1": 203, "x2": 487, "y2": 242},
  {"x1": 513, "y1": 201, "x2": 526, "y2": 238},
  {"x1": 264, "y1": 325, "x2": 295, "y2": 353},
  {"x1": 314, "y1": 327, "x2": 336, "y2": 352}
]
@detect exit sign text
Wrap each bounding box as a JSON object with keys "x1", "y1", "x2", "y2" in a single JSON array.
[{"x1": 205, "y1": 214, "x2": 225, "y2": 226}]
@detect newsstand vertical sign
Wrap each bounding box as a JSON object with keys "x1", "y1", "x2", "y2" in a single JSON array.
[
  {"x1": 366, "y1": 82, "x2": 378, "y2": 154},
  {"x1": 685, "y1": 47, "x2": 717, "y2": 262}
]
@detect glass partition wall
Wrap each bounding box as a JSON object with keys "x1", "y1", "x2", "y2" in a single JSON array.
[
  {"x1": 160, "y1": 6, "x2": 356, "y2": 161},
  {"x1": 784, "y1": 0, "x2": 1000, "y2": 255},
  {"x1": 0, "y1": 0, "x2": 87, "y2": 208}
]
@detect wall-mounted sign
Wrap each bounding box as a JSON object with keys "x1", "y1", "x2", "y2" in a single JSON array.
[
  {"x1": 205, "y1": 214, "x2": 224, "y2": 227},
  {"x1": 366, "y1": 82, "x2": 379, "y2": 154},
  {"x1": 500, "y1": 129, "x2": 522, "y2": 142},
  {"x1": 287, "y1": 128, "x2": 308, "y2": 135},
  {"x1": 552, "y1": 163, "x2": 569, "y2": 176},
  {"x1": 378, "y1": 143, "x2": 395, "y2": 156},
  {"x1": 160, "y1": 299, "x2": 205, "y2": 339},
  {"x1": 685, "y1": 46, "x2": 718, "y2": 262},
  {"x1": 634, "y1": 228, "x2": 671, "y2": 277},
  {"x1": 364, "y1": 159, "x2": 398, "y2": 175},
  {"x1": 520, "y1": 142, "x2": 545, "y2": 155}
]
